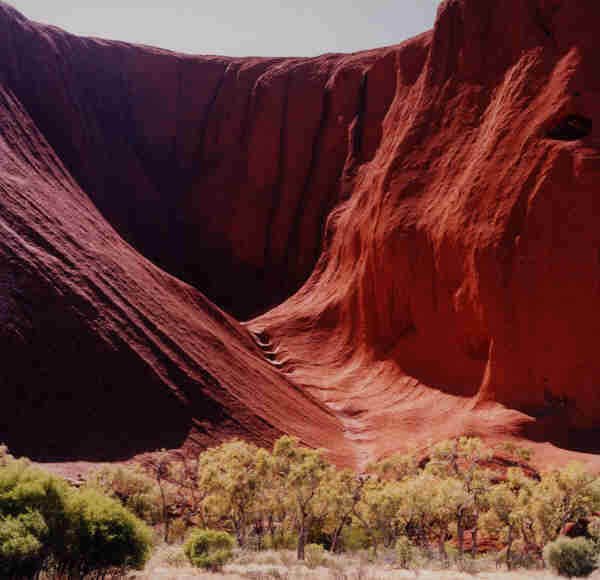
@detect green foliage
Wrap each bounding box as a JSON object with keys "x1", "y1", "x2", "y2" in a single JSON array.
[
  {"x1": 86, "y1": 464, "x2": 163, "y2": 524},
  {"x1": 366, "y1": 449, "x2": 419, "y2": 481},
  {"x1": 502, "y1": 441, "x2": 533, "y2": 463},
  {"x1": 340, "y1": 523, "x2": 371, "y2": 552},
  {"x1": 535, "y1": 463, "x2": 600, "y2": 544},
  {"x1": 184, "y1": 528, "x2": 234, "y2": 571},
  {"x1": 6, "y1": 435, "x2": 600, "y2": 577},
  {"x1": 313, "y1": 468, "x2": 364, "y2": 552},
  {"x1": 197, "y1": 439, "x2": 271, "y2": 547},
  {"x1": 0, "y1": 510, "x2": 47, "y2": 578},
  {"x1": 0, "y1": 447, "x2": 153, "y2": 578},
  {"x1": 60, "y1": 488, "x2": 153, "y2": 576},
  {"x1": 273, "y1": 436, "x2": 330, "y2": 559},
  {"x1": 304, "y1": 543, "x2": 326, "y2": 568},
  {"x1": 395, "y1": 535, "x2": 415, "y2": 569},
  {"x1": 543, "y1": 536, "x2": 599, "y2": 577},
  {"x1": 354, "y1": 477, "x2": 406, "y2": 554},
  {"x1": 588, "y1": 517, "x2": 600, "y2": 545}
]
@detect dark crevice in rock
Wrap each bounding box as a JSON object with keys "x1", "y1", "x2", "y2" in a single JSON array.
[
  {"x1": 546, "y1": 115, "x2": 592, "y2": 141},
  {"x1": 352, "y1": 72, "x2": 368, "y2": 159},
  {"x1": 285, "y1": 81, "x2": 331, "y2": 281},
  {"x1": 196, "y1": 64, "x2": 229, "y2": 164},
  {"x1": 265, "y1": 72, "x2": 291, "y2": 271}
]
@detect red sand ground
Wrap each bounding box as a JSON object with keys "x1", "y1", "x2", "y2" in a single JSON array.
[{"x1": 0, "y1": 0, "x2": 599, "y2": 473}]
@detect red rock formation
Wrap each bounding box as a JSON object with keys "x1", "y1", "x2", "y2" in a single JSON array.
[
  {"x1": 0, "y1": 53, "x2": 351, "y2": 465},
  {"x1": 249, "y1": 0, "x2": 600, "y2": 467},
  {"x1": 1, "y1": 0, "x2": 600, "y2": 470},
  {"x1": 0, "y1": 2, "x2": 405, "y2": 320}
]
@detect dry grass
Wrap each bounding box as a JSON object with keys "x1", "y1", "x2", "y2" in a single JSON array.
[{"x1": 128, "y1": 546, "x2": 583, "y2": 579}]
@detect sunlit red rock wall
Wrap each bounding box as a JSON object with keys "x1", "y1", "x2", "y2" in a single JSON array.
[{"x1": 250, "y1": 0, "x2": 600, "y2": 464}]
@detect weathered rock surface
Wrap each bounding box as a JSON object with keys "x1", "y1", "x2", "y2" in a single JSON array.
[
  {"x1": 0, "y1": 15, "x2": 351, "y2": 463},
  {"x1": 1, "y1": 0, "x2": 599, "y2": 469},
  {"x1": 251, "y1": 0, "x2": 600, "y2": 466}
]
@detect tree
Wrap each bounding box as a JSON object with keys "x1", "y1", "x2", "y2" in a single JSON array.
[
  {"x1": 86, "y1": 463, "x2": 163, "y2": 524},
  {"x1": 366, "y1": 449, "x2": 420, "y2": 482},
  {"x1": 430, "y1": 476, "x2": 472, "y2": 564},
  {"x1": 272, "y1": 436, "x2": 329, "y2": 560},
  {"x1": 141, "y1": 449, "x2": 178, "y2": 542},
  {"x1": 354, "y1": 478, "x2": 405, "y2": 555},
  {"x1": 483, "y1": 474, "x2": 523, "y2": 570},
  {"x1": 197, "y1": 440, "x2": 270, "y2": 547},
  {"x1": 532, "y1": 462, "x2": 600, "y2": 544},
  {"x1": 318, "y1": 469, "x2": 366, "y2": 553},
  {"x1": 395, "y1": 476, "x2": 428, "y2": 555},
  {"x1": 426, "y1": 437, "x2": 494, "y2": 559}
]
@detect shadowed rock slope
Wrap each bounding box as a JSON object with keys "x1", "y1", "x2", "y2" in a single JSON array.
[
  {"x1": 1, "y1": 0, "x2": 599, "y2": 469},
  {"x1": 0, "y1": 49, "x2": 350, "y2": 465}
]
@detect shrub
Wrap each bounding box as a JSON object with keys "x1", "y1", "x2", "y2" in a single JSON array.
[
  {"x1": 59, "y1": 488, "x2": 153, "y2": 577},
  {"x1": 0, "y1": 510, "x2": 47, "y2": 578},
  {"x1": 0, "y1": 455, "x2": 71, "y2": 578},
  {"x1": 339, "y1": 524, "x2": 371, "y2": 552},
  {"x1": 395, "y1": 536, "x2": 414, "y2": 569},
  {"x1": 86, "y1": 464, "x2": 163, "y2": 524},
  {"x1": 184, "y1": 529, "x2": 234, "y2": 571},
  {"x1": 304, "y1": 543, "x2": 325, "y2": 568},
  {"x1": 544, "y1": 536, "x2": 598, "y2": 577},
  {"x1": 589, "y1": 518, "x2": 600, "y2": 545},
  {"x1": 0, "y1": 449, "x2": 153, "y2": 578}
]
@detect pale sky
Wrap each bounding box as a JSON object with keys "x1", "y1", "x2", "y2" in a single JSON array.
[{"x1": 9, "y1": 0, "x2": 441, "y2": 57}]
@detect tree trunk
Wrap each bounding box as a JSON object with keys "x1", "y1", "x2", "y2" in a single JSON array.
[
  {"x1": 331, "y1": 520, "x2": 346, "y2": 553},
  {"x1": 267, "y1": 514, "x2": 276, "y2": 545},
  {"x1": 457, "y1": 518, "x2": 464, "y2": 561},
  {"x1": 352, "y1": 509, "x2": 377, "y2": 556},
  {"x1": 506, "y1": 526, "x2": 513, "y2": 571},
  {"x1": 254, "y1": 518, "x2": 265, "y2": 550},
  {"x1": 438, "y1": 537, "x2": 447, "y2": 564},
  {"x1": 297, "y1": 519, "x2": 307, "y2": 560},
  {"x1": 420, "y1": 526, "x2": 432, "y2": 560},
  {"x1": 526, "y1": 522, "x2": 544, "y2": 567},
  {"x1": 471, "y1": 526, "x2": 478, "y2": 558},
  {"x1": 234, "y1": 520, "x2": 243, "y2": 548},
  {"x1": 235, "y1": 511, "x2": 248, "y2": 548}
]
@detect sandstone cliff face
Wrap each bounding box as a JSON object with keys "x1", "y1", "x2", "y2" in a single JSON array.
[
  {"x1": 0, "y1": 80, "x2": 354, "y2": 462},
  {"x1": 1, "y1": 0, "x2": 599, "y2": 468},
  {"x1": 0, "y1": 2, "x2": 404, "y2": 319},
  {"x1": 252, "y1": 0, "x2": 600, "y2": 464}
]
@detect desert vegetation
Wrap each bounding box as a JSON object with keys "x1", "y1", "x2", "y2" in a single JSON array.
[
  {"x1": 0, "y1": 444, "x2": 153, "y2": 579},
  {"x1": 2, "y1": 437, "x2": 600, "y2": 579}
]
